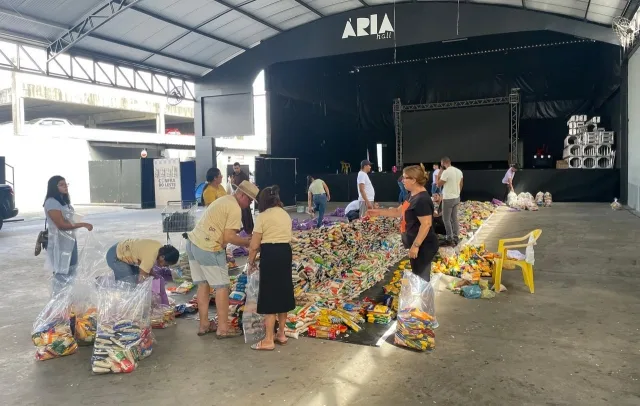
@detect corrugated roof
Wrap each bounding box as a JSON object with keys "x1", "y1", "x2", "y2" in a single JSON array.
[{"x1": 0, "y1": 0, "x2": 633, "y2": 79}]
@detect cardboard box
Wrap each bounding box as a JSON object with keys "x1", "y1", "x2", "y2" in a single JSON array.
[{"x1": 556, "y1": 160, "x2": 569, "y2": 169}]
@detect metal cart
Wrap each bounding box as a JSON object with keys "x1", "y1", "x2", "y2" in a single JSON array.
[{"x1": 161, "y1": 201, "x2": 196, "y2": 244}]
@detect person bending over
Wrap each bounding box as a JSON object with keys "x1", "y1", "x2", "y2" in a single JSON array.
[
  {"x1": 186, "y1": 180, "x2": 257, "y2": 337},
  {"x1": 307, "y1": 175, "x2": 331, "y2": 228},
  {"x1": 369, "y1": 165, "x2": 439, "y2": 281},
  {"x1": 501, "y1": 164, "x2": 517, "y2": 203},
  {"x1": 106, "y1": 239, "x2": 179, "y2": 284}
]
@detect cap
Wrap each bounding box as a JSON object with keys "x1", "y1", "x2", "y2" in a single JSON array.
[{"x1": 361, "y1": 160, "x2": 372, "y2": 168}]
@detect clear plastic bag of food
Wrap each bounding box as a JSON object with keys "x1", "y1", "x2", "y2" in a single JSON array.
[
  {"x1": 91, "y1": 278, "x2": 153, "y2": 374},
  {"x1": 151, "y1": 304, "x2": 176, "y2": 329},
  {"x1": 32, "y1": 286, "x2": 78, "y2": 361},
  {"x1": 71, "y1": 233, "x2": 111, "y2": 345},
  {"x1": 394, "y1": 271, "x2": 436, "y2": 351},
  {"x1": 242, "y1": 266, "x2": 265, "y2": 344}
]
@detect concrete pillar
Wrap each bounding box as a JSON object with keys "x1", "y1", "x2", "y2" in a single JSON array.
[
  {"x1": 195, "y1": 136, "x2": 217, "y2": 182},
  {"x1": 11, "y1": 72, "x2": 24, "y2": 136},
  {"x1": 157, "y1": 104, "x2": 166, "y2": 134}
]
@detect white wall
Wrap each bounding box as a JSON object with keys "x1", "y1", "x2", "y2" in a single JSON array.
[
  {"x1": 628, "y1": 51, "x2": 640, "y2": 211},
  {"x1": 1, "y1": 135, "x2": 91, "y2": 213}
]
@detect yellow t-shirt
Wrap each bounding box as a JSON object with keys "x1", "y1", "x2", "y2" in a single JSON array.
[
  {"x1": 203, "y1": 184, "x2": 227, "y2": 206},
  {"x1": 188, "y1": 195, "x2": 242, "y2": 252},
  {"x1": 254, "y1": 207, "x2": 292, "y2": 244},
  {"x1": 116, "y1": 239, "x2": 163, "y2": 273},
  {"x1": 308, "y1": 179, "x2": 326, "y2": 195}
]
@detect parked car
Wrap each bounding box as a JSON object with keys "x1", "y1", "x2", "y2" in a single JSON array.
[
  {"x1": 25, "y1": 118, "x2": 74, "y2": 126},
  {"x1": 0, "y1": 184, "x2": 18, "y2": 230}
]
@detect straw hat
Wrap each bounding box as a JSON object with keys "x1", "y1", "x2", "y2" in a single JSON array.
[{"x1": 235, "y1": 180, "x2": 259, "y2": 201}]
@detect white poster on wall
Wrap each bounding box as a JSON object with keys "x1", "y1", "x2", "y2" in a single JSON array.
[{"x1": 154, "y1": 158, "x2": 182, "y2": 207}]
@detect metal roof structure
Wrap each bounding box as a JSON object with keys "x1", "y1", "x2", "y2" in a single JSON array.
[{"x1": 0, "y1": 0, "x2": 637, "y2": 81}]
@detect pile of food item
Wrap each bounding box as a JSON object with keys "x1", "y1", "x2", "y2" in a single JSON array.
[
  {"x1": 457, "y1": 201, "x2": 495, "y2": 239},
  {"x1": 508, "y1": 191, "x2": 552, "y2": 211}
]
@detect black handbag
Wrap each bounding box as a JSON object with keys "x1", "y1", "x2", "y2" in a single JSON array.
[{"x1": 35, "y1": 219, "x2": 48, "y2": 256}]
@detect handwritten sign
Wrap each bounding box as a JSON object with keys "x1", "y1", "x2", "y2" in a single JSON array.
[{"x1": 154, "y1": 159, "x2": 182, "y2": 206}]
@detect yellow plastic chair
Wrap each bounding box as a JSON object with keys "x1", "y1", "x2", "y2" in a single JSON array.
[
  {"x1": 492, "y1": 229, "x2": 542, "y2": 294},
  {"x1": 340, "y1": 161, "x2": 351, "y2": 174}
]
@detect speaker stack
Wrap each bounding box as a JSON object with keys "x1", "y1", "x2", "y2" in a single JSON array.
[{"x1": 563, "y1": 115, "x2": 615, "y2": 169}]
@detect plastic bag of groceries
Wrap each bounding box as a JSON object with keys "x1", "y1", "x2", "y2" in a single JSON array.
[
  {"x1": 71, "y1": 233, "x2": 111, "y2": 345},
  {"x1": 32, "y1": 286, "x2": 78, "y2": 361},
  {"x1": 535, "y1": 192, "x2": 544, "y2": 206},
  {"x1": 611, "y1": 198, "x2": 622, "y2": 210},
  {"x1": 242, "y1": 265, "x2": 266, "y2": 344},
  {"x1": 506, "y1": 191, "x2": 518, "y2": 208},
  {"x1": 544, "y1": 192, "x2": 552, "y2": 207},
  {"x1": 394, "y1": 271, "x2": 436, "y2": 351},
  {"x1": 91, "y1": 279, "x2": 153, "y2": 374}
]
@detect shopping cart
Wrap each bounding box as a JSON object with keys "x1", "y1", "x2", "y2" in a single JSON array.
[{"x1": 161, "y1": 201, "x2": 196, "y2": 243}]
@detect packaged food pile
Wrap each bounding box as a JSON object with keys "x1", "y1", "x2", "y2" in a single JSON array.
[
  {"x1": 70, "y1": 276, "x2": 99, "y2": 346},
  {"x1": 535, "y1": 192, "x2": 544, "y2": 206},
  {"x1": 291, "y1": 217, "x2": 339, "y2": 231},
  {"x1": 366, "y1": 304, "x2": 393, "y2": 324},
  {"x1": 91, "y1": 279, "x2": 153, "y2": 374},
  {"x1": 32, "y1": 287, "x2": 78, "y2": 361},
  {"x1": 544, "y1": 192, "x2": 552, "y2": 207},
  {"x1": 456, "y1": 201, "x2": 495, "y2": 239},
  {"x1": 611, "y1": 198, "x2": 622, "y2": 210},
  {"x1": 394, "y1": 271, "x2": 436, "y2": 351},
  {"x1": 432, "y1": 245, "x2": 497, "y2": 278},
  {"x1": 242, "y1": 270, "x2": 265, "y2": 343},
  {"x1": 151, "y1": 304, "x2": 176, "y2": 329},
  {"x1": 74, "y1": 308, "x2": 97, "y2": 345}
]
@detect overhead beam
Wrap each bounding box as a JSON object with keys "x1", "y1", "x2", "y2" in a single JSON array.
[
  {"x1": 0, "y1": 5, "x2": 214, "y2": 72},
  {"x1": 90, "y1": 34, "x2": 215, "y2": 70},
  {"x1": 584, "y1": 0, "x2": 591, "y2": 20},
  {"x1": 47, "y1": 0, "x2": 143, "y2": 62},
  {"x1": 623, "y1": 0, "x2": 640, "y2": 19},
  {"x1": 291, "y1": 0, "x2": 324, "y2": 17},
  {"x1": 213, "y1": 0, "x2": 283, "y2": 32},
  {"x1": 358, "y1": 0, "x2": 369, "y2": 6},
  {"x1": 522, "y1": 0, "x2": 526, "y2": 9},
  {"x1": 130, "y1": 6, "x2": 249, "y2": 50}
]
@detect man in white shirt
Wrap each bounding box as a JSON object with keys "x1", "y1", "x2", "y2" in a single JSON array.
[
  {"x1": 437, "y1": 156, "x2": 464, "y2": 246},
  {"x1": 431, "y1": 163, "x2": 441, "y2": 195},
  {"x1": 357, "y1": 160, "x2": 375, "y2": 217},
  {"x1": 501, "y1": 164, "x2": 517, "y2": 202}
]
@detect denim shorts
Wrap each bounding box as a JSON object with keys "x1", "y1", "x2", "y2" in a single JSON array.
[{"x1": 185, "y1": 240, "x2": 229, "y2": 289}]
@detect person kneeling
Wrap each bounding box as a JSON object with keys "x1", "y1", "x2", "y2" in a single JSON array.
[{"x1": 106, "y1": 239, "x2": 179, "y2": 284}]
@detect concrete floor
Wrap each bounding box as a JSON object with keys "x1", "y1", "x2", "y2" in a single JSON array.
[{"x1": 0, "y1": 204, "x2": 638, "y2": 406}]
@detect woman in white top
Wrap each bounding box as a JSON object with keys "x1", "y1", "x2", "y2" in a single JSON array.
[
  {"x1": 248, "y1": 185, "x2": 294, "y2": 351},
  {"x1": 307, "y1": 176, "x2": 331, "y2": 228},
  {"x1": 43, "y1": 176, "x2": 93, "y2": 293}
]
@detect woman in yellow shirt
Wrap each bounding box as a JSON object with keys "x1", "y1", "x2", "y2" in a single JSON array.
[
  {"x1": 202, "y1": 167, "x2": 227, "y2": 206},
  {"x1": 248, "y1": 185, "x2": 294, "y2": 351},
  {"x1": 106, "y1": 239, "x2": 179, "y2": 284}
]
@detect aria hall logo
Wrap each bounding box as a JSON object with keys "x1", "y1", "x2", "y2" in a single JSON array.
[{"x1": 342, "y1": 14, "x2": 394, "y2": 40}]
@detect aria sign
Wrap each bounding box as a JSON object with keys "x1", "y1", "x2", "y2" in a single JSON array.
[{"x1": 342, "y1": 13, "x2": 395, "y2": 40}]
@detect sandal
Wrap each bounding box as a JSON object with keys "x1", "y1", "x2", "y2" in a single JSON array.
[
  {"x1": 275, "y1": 337, "x2": 288, "y2": 346},
  {"x1": 215, "y1": 328, "x2": 242, "y2": 339},
  {"x1": 197, "y1": 320, "x2": 217, "y2": 336},
  {"x1": 251, "y1": 340, "x2": 275, "y2": 351}
]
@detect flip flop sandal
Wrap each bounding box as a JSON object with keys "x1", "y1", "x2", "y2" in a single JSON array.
[
  {"x1": 197, "y1": 320, "x2": 217, "y2": 336},
  {"x1": 275, "y1": 338, "x2": 288, "y2": 346},
  {"x1": 251, "y1": 340, "x2": 275, "y2": 351},
  {"x1": 215, "y1": 329, "x2": 242, "y2": 339}
]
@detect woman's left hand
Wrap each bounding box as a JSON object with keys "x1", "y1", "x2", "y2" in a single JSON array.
[{"x1": 409, "y1": 246, "x2": 419, "y2": 259}]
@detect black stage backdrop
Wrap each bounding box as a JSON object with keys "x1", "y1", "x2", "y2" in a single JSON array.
[
  {"x1": 268, "y1": 31, "x2": 620, "y2": 175},
  {"x1": 403, "y1": 105, "x2": 509, "y2": 163},
  {"x1": 300, "y1": 170, "x2": 620, "y2": 204}
]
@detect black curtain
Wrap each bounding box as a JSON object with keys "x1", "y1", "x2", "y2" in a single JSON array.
[{"x1": 267, "y1": 31, "x2": 621, "y2": 174}]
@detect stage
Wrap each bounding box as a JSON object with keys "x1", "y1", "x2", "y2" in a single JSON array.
[{"x1": 305, "y1": 169, "x2": 621, "y2": 203}]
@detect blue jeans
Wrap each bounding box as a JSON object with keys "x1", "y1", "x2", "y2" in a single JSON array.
[
  {"x1": 52, "y1": 241, "x2": 78, "y2": 295},
  {"x1": 431, "y1": 183, "x2": 440, "y2": 196},
  {"x1": 313, "y1": 194, "x2": 327, "y2": 228},
  {"x1": 106, "y1": 243, "x2": 139, "y2": 285},
  {"x1": 398, "y1": 181, "x2": 407, "y2": 203}
]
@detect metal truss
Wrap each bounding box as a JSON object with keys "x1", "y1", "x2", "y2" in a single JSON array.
[
  {"x1": 509, "y1": 88, "x2": 521, "y2": 166},
  {"x1": 0, "y1": 40, "x2": 195, "y2": 101},
  {"x1": 393, "y1": 98, "x2": 403, "y2": 168},
  {"x1": 400, "y1": 97, "x2": 510, "y2": 111},
  {"x1": 48, "y1": 0, "x2": 143, "y2": 62},
  {"x1": 394, "y1": 89, "x2": 521, "y2": 167}
]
